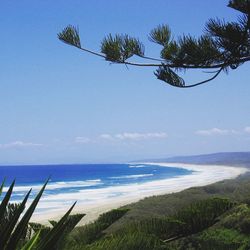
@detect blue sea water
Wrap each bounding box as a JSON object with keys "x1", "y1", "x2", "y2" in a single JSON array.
[{"x1": 0, "y1": 163, "x2": 192, "y2": 215}]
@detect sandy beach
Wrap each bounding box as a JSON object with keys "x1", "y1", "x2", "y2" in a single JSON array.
[{"x1": 31, "y1": 163, "x2": 249, "y2": 226}]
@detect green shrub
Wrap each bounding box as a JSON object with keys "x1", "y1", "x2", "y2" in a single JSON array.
[
  {"x1": 98, "y1": 208, "x2": 129, "y2": 226},
  {"x1": 197, "y1": 228, "x2": 250, "y2": 250},
  {"x1": 64, "y1": 208, "x2": 129, "y2": 248},
  {"x1": 173, "y1": 197, "x2": 234, "y2": 235},
  {"x1": 117, "y1": 217, "x2": 184, "y2": 240},
  {"x1": 83, "y1": 232, "x2": 164, "y2": 250}
]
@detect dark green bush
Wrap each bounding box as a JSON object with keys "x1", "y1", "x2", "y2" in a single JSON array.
[
  {"x1": 220, "y1": 204, "x2": 250, "y2": 234},
  {"x1": 83, "y1": 232, "x2": 164, "y2": 250},
  {"x1": 197, "y1": 228, "x2": 250, "y2": 250},
  {"x1": 173, "y1": 197, "x2": 234, "y2": 235},
  {"x1": 64, "y1": 208, "x2": 129, "y2": 248},
  {"x1": 117, "y1": 217, "x2": 184, "y2": 240}
]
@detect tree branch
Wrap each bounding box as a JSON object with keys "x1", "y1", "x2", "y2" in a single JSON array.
[
  {"x1": 74, "y1": 45, "x2": 250, "y2": 69},
  {"x1": 176, "y1": 67, "x2": 223, "y2": 88},
  {"x1": 58, "y1": 0, "x2": 250, "y2": 89}
]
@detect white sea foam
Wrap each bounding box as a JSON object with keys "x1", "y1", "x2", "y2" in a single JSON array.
[
  {"x1": 109, "y1": 174, "x2": 153, "y2": 179},
  {"x1": 129, "y1": 165, "x2": 148, "y2": 168},
  {"x1": 29, "y1": 163, "x2": 249, "y2": 223},
  {"x1": 4, "y1": 179, "x2": 102, "y2": 193}
]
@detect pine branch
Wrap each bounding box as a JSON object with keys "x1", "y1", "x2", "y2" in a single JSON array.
[{"x1": 58, "y1": 0, "x2": 250, "y2": 88}]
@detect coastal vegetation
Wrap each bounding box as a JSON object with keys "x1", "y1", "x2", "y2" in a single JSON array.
[
  {"x1": 1, "y1": 172, "x2": 250, "y2": 249},
  {"x1": 62, "y1": 174, "x2": 250, "y2": 250},
  {"x1": 0, "y1": 179, "x2": 84, "y2": 250},
  {"x1": 1, "y1": 0, "x2": 249, "y2": 248}
]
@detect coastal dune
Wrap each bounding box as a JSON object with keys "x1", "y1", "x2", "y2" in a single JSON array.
[{"x1": 31, "y1": 163, "x2": 249, "y2": 225}]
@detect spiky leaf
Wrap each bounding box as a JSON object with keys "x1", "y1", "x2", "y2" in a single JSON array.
[
  {"x1": 6, "y1": 179, "x2": 49, "y2": 250},
  {"x1": 0, "y1": 180, "x2": 15, "y2": 220},
  {"x1": 36, "y1": 202, "x2": 77, "y2": 250},
  {"x1": 0, "y1": 190, "x2": 31, "y2": 248},
  {"x1": 0, "y1": 179, "x2": 5, "y2": 196},
  {"x1": 21, "y1": 230, "x2": 41, "y2": 250}
]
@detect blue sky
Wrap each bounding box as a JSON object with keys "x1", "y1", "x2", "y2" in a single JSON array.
[{"x1": 0, "y1": 0, "x2": 250, "y2": 164}]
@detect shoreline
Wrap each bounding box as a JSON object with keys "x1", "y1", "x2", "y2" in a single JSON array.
[{"x1": 31, "y1": 162, "x2": 249, "y2": 226}]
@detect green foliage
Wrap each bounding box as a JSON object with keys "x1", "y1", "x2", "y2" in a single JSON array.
[
  {"x1": 228, "y1": 0, "x2": 250, "y2": 14},
  {"x1": 2, "y1": 174, "x2": 250, "y2": 249},
  {"x1": 149, "y1": 24, "x2": 171, "y2": 46},
  {"x1": 160, "y1": 41, "x2": 179, "y2": 61},
  {"x1": 58, "y1": 25, "x2": 81, "y2": 48},
  {"x1": 64, "y1": 208, "x2": 129, "y2": 248},
  {"x1": 118, "y1": 217, "x2": 184, "y2": 240},
  {"x1": 97, "y1": 208, "x2": 129, "y2": 225},
  {"x1": 101, "y1": 34, "x2": 144, "y2": 62},
  {"x1": 59, "y1": 0, "x2": 250, "y2": 88},
  {"x1": 0, "y1": 180, "x2": 16, "y2": 222},
  {"x1": 176, "y1": 35, "x2": 221, "y2": 66},
  {"x1": 155, "y1": 66, "x2": 185, "y2": 87},
  {"x1": 0, "y1": 203, "x2": 21, "y2": 233},
  {"x1": 7, "y1": 180, "x2": 49, "y2": 250},
  {"x1": 35, "y1": 202, "x2": 82, "y2": 250},
  {"x1": 21, "y1": 231, "x2": 41, "y2": 250},
  {"x1": 29, "y1": 222, "x2": 51, "y2": 240},
  {"x1": 82, "y1": 232, "x2": 164, "y2": 250},
  {"x1": 197, "y1": 228, "x2": 250, "y2": 250},
  {"x1": 219, "y1": 204, "x2": 250, "y2": 234},
  {"x1": 0, "y1": 179, "x2": 79, "y2": 250},
  {"x1": 49, "y1": 213, "x2": 85, "y2": 249},
  {"x1": 67, "y1": 221, "x2": 106, "y2": 247},
  {"x1": 62, "y1": 175, "x2": 250, "y2": 249},
  {"x1": 0, "y1": 178, "x2": 5, "y2": 196},
  {"x1": 64, "y1": 197, "x2": 238, "y2": 249},
  {"x1": 173, "y1": 197, "x2": 234, "y2": 235}
]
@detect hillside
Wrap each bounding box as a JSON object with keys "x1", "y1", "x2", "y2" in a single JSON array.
[
  {"x1": 61, "y1": 172, "x2": 250, "y2": 249},
  {"x1": 57, "y1": 153, "x2": 250, "y2": 249},
  {"x1": 7, "y1": 154, "x2": 250, "y2": 249},
  {"x1": 145, "y1": 152, "x2": 250, "y2": 167}
]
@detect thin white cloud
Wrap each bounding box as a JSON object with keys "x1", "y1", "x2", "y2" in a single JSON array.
[
  {"x1": 196, "y1": 127, "x2": 250, "y2": 136},
  {"x1": 196, "y1": 128, "x2": 230, "y2": 136},
  {"x1": 100, "y1": 134, "x2": 113, "y2": 140},
  {"x1": 100, "y1": 132, "x2": 168, "y2": 141},
  {"x1": 244, "y1": 127, "x2": 250, "y2": 133},
  {"x1": 0, "y1": 141, "x2": 43, "y2": 149},
  {"x1": 115, "y1": 132, "x2": 168, "y2": 140},
  {"x1": 75, "y1": 137, "x2": 91, "y2": 144}
]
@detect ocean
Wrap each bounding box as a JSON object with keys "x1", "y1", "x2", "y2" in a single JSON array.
[{"x1": 0, "y1": 163, "x2": 192, "y2": 216}]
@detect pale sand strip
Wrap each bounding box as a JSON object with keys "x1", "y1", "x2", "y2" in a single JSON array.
[{"x1": 31, "y1": 163, "x2": 249, "y2": 226}]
